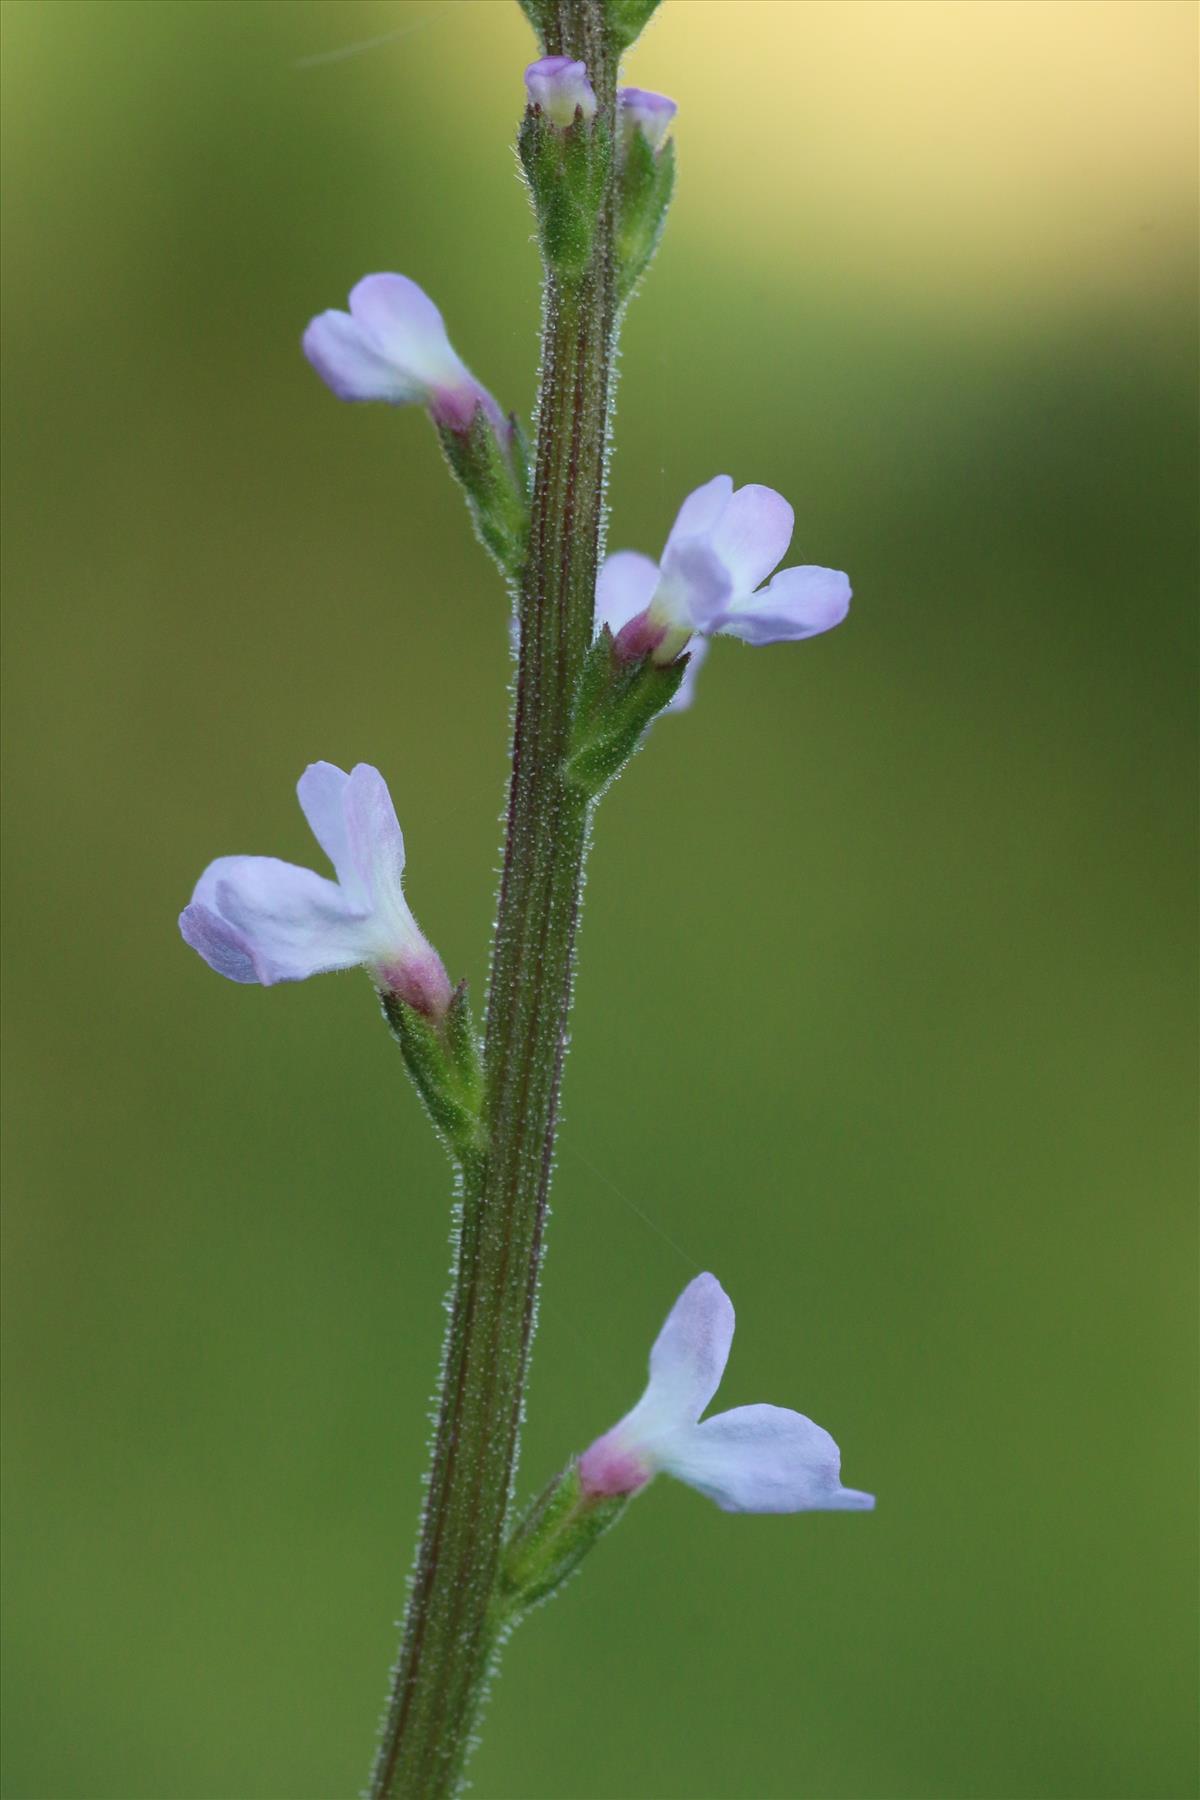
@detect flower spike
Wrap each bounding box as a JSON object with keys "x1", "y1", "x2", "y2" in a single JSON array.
[
  {"x1": 180, "y1": 761, "x2": 452, "y2": 1019},
  {"x1": 578, "y1": 1273, "x2": 874, "y2": 1513},
  {"x1": 597, "y1": 476, "x2": 851, "y2": 695},
  {"x1": 303, "y1": 274, "x2": 505, "y2": 436}
]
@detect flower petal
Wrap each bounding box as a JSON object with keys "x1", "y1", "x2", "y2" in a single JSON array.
[
  {"x1": 185, "y1": 855, "x2": 374, "y2": 985},
  {"x1": 662, "y1": 1403, "x2": 876, "y2": 1513},
  {"x1": 718, "y1": 564, "x2": 851, "y2": 646},
  {"x1": 595, "y1": 550, "x2": 661, "y2": 634},
  {"x1": 708, "y1": 483, "x2": 794, "y2": 595},
  {"x1": 348, "y1": 274, "x2": 452, "y2": 371},
  {"x1": 662, "y1": 474, "x2": 734, "y2": 558},
  {"x1": 302, "y1": 310, "x2": 425, "y2": 405},
  {"x1": 620, "y1": 1272, "x2": 735, "y2": 1445},
  {"x1": 656, "y1": 539, "x2": 733, "y2": 632},
  {"x1": 296, "y1": 762, "x2": 362, "y2": 896},
  {"x1": 352, "y1": 273, "x2": 502, "y2": 432},
  {"x1": 179, "y1": 901, "x2": 257, "y2": 984},
  {"x1": 341, "y1": 764, "x2": 406, "y2": 910}
]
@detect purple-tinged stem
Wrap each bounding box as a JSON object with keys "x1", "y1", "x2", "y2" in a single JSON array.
[{"x1": 370, "y1": 4, "x2": 618, "y2": 1793}]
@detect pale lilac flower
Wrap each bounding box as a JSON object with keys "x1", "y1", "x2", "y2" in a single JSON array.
[
  {"x1": 598, "y1": 475, "x2": 851, "y2": 675},
  {"x1": 578, "y1": 1273, "x2": 874, "y2": 1514},
  {"x1": 525, "y1": 55, "x2": 597, "y2": 126},
  {"x1": 303, "y1": 274, "x2": 505, "y2": 435},
  {"x1": 618, "y1": 86, "x2": 677, "y2": 151},
  {"x1": 179, "y1": 762, "x2": 452, "y2": 1019}
]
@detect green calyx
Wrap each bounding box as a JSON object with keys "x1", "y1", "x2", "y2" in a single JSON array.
[
  {"x1": 380, "y1": 982, "x2": 486, "y2": 1166},
  {"x1": 605, "y1": 0, "x2": 662, "y2": 53},
  {"x1": 517, "y1": 0, "x2": 662, "y2": 56},
  {"x1": 496, "y1": 1461, "x2": 629, "y2": 1623},
  {"x1": 565, "y1": 626, "x2": 688, "y2": 797},
  {"x1": 615, "y1": 128, "x2": 675, "y2": 302},
  {"x1": 437, "y1": 408, "x2": 531, "y2": 581},
  {"x1": 519, "y1": 107, "x2": 613, "y2": 284}
]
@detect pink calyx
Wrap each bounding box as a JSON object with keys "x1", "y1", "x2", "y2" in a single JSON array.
[
  {"x1": 613, "y1": 609, "x2": 670, "y2": 663},
  {"x1": 377, "y1": 951, "x2": 453, "y2": 1022},
  {"x1": 578, "y1": 1432, "x2": 653, "y2": 1500}
]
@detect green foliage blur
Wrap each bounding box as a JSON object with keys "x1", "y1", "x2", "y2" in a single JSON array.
[{"x1": 2, "y1": 3, "x2": 1196, "y2": 1797}]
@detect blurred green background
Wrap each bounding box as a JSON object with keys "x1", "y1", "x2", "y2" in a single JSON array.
[{"x1": 3, "y1": 3, "x2": 1196, "y2": 1796}]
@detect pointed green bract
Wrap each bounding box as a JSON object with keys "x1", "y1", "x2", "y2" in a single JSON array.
[
  {"x1": 616, "y1": 129, "x2": 675, "y2": 301},
  {"x1": 518, "y1": 0, "x2": 662, "y2": 54},
  {"x1": 380, "y1": 982, "x2": 486, "y2": 1167},
  {"x1": 606, "y1": 0, "x2": 662, "y2": 52},
  {"x1": 436, "y1": 410, "x2": 530, "y2": 582},
  {"x1": 519, "y1": 107, "x2": 614, "y2": 286},
  {"x1": 565, "y1": 626, "x2": 689, "y2": 797},
  {"x1": 497, "y1": 1462, "x2": 629, "y2": 1620}
]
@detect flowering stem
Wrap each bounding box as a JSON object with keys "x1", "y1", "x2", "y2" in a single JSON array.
[{"x1": 370, "y1": 7, "x2": 617, "y2": 1794}]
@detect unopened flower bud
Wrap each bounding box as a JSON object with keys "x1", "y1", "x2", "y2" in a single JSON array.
[
  {"x1": 524, "y1": 55, "x2": 597, "y2": 127},
  {"x1": 618, "y1": 86, "x2": 677, "y2": 151}
]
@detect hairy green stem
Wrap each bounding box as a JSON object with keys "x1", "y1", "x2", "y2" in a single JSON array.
[{"x1": 370, "y1": 7, "x2": 618, "y2": 1793}]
